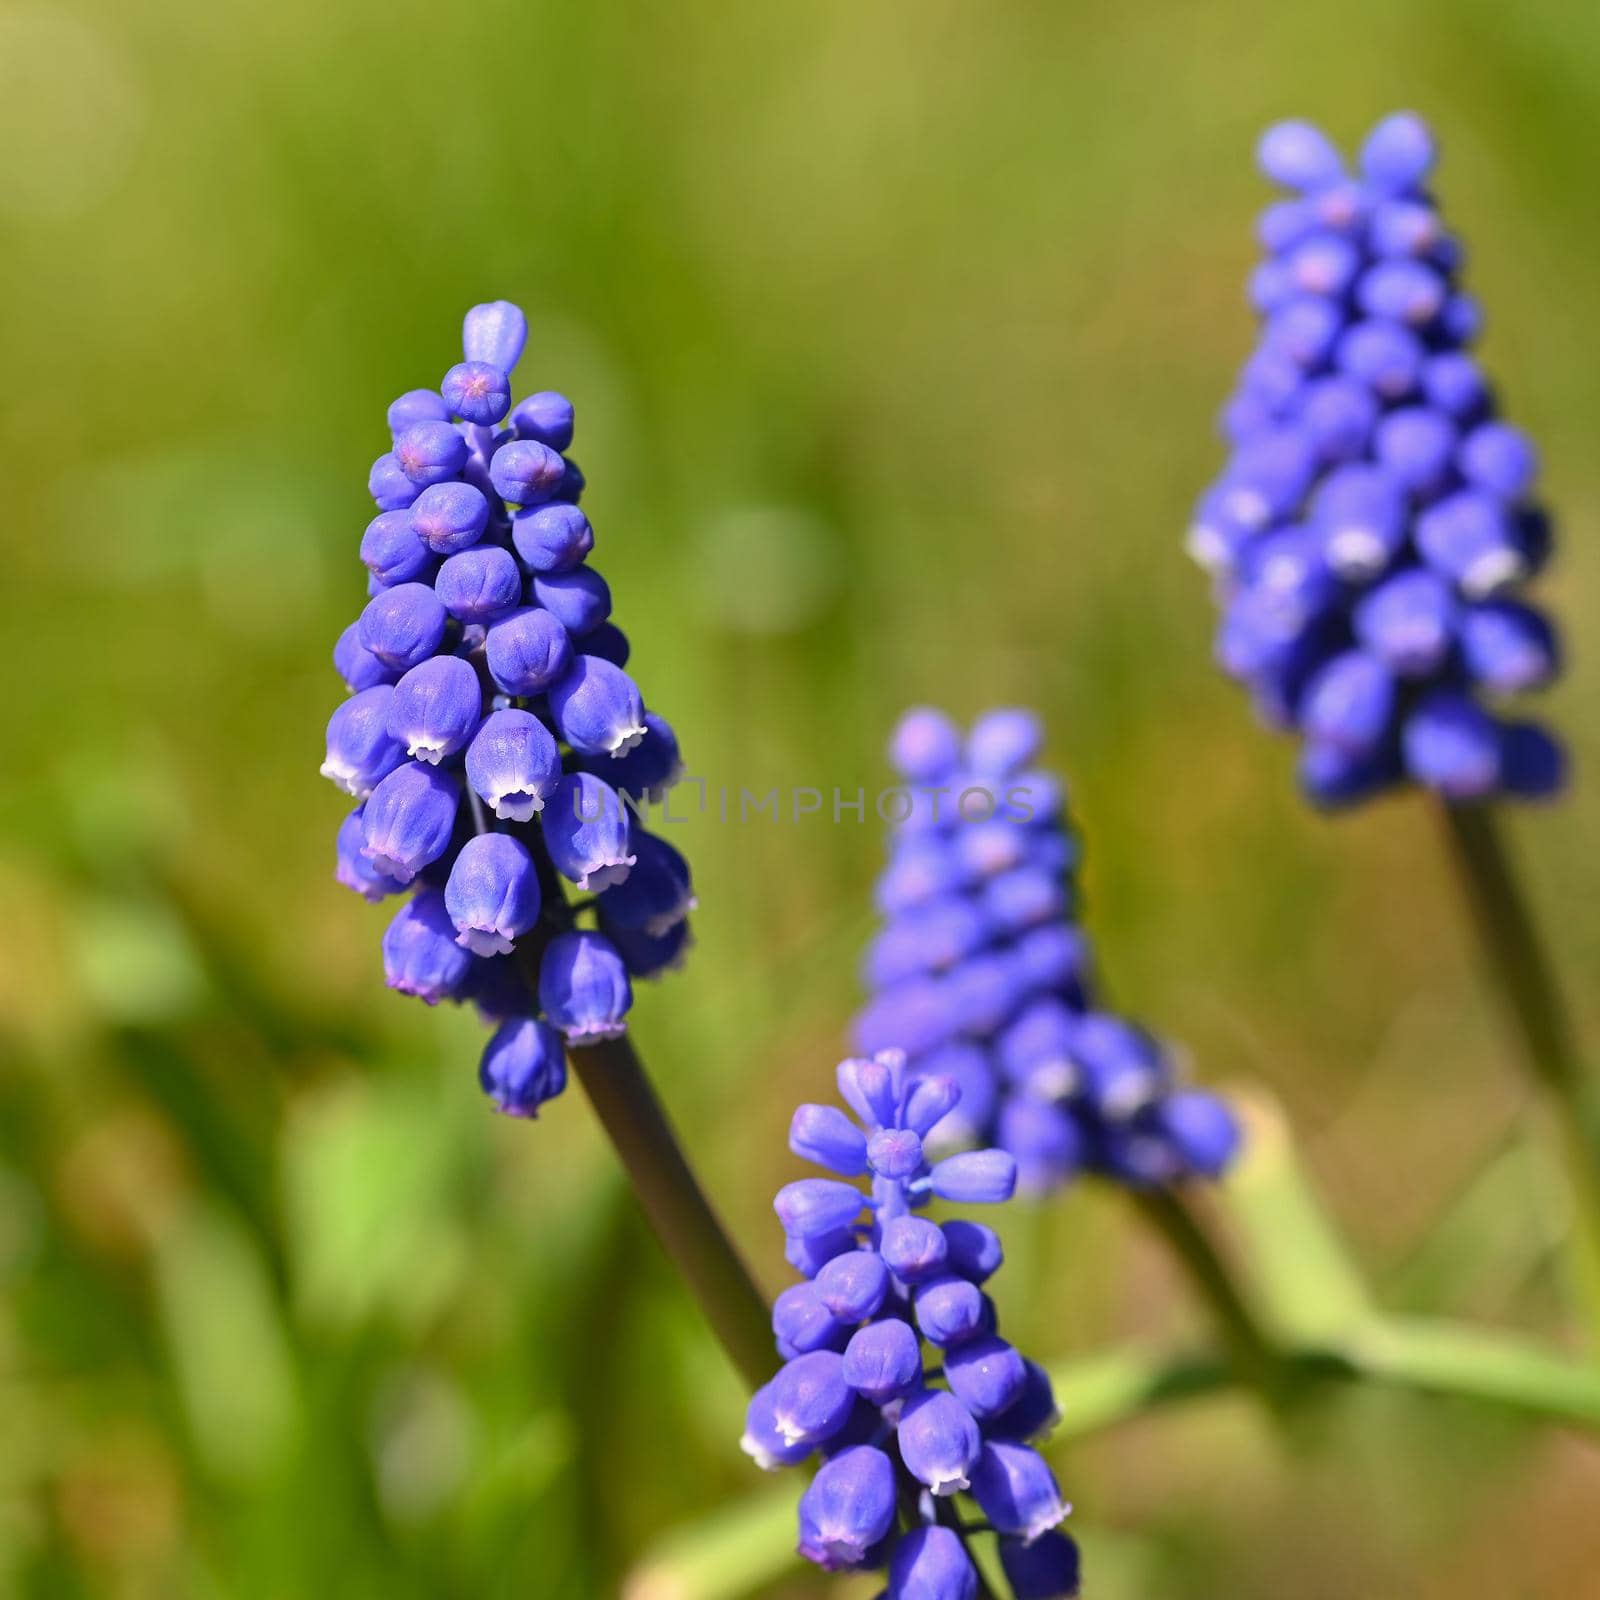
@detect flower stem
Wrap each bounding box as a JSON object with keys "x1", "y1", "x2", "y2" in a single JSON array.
[
  {"x1": 1131, "y1": 1185, "x2": 1283, "y2": 1389},
  {"x1": 567, "y1": 1032, "x2": 776, "y2": 1391},
  {"x1": 1437, "y1": 801, "x2": 1600, "y2": 1330}
]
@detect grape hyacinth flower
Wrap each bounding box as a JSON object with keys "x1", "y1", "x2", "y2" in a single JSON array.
[
  {"x1": 856, "y1": 708, "x2": 1239, "y2": 1194},
  {"x1": 745, "y1": 1052, "x2": 1081, "y2": 1596},
  {"x1": 1188, "y1": 113, "x2": 1564, "y2": 806},
  {"x1": 320, "y1": 301, "x2": 695, "y2": 1116}
]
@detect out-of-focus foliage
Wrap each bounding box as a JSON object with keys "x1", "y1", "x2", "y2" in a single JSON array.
[{"x1": 2, "y1": 0, "x2": 1598, "y2": 1594}]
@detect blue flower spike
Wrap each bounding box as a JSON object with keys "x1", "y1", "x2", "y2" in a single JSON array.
[
  {"x1": 745, "y1": 1052, "x2": 1080, "y2": 1591},
  {"x1": 320, "y1": 301, "x2": 694, "y2": 1114},
  {"x1": 1189, "y1": 113, "x2": 1564, "y2": 805},
  {"x1": 857, "y1": 707, "x2": 1237, "y2": 1196}
]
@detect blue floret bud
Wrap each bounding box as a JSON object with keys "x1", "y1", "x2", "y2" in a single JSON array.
[
  {"x1": 334, "y1": 622, "x2": 397, "y2": 693},
  {"x1": 489, "y1": 438, "x2": 566, "y2": 505},
  {"x1": 988, "y1": 1360, "x2": 1061, "y2": 1445},
  {"x1": 774, "y1": 1179, "x2": 865, "y2": 1240},
  {"x1": 1422, "y1": 353, "x2": 1491, "y2": 422},
  {"x1": 484, "y1": 606, "x2": 573, "y2": 696},
  {"x1": 381, "y1": 891, "x2": 474, "y2": 1005},
  {"x1": 897, "y1": 1389, "x2": 981, "y2": 1495},
  {"x1": 913, "y1": 1275, "x2": 986, "y2": 1348},
  {"x1": 510, "y1": 390, "x2": 575, "y2": 451},
  {"x1": 1311, "y1": 463, "x2": 1407, "y2": 578},
  {"x1": 462, "y1": 301, "x2": 527, "y2": 373},
  {"x1": 585, "y1": 710, "x2": 682, "y2": 804},
  {"x1": 970, "y1": 1441, "x2": 1068, "y2": 1542},
  {"x1": 1285, "y1": 233, "x2": 1360, "y2": 298},
  {"x1": 335, "y1": 806, "x2": 404, "y2": 901},
  {"x1": 1335, "y1": 319, "x2": 1423, "y2": 400},
  {"x1": 361, "y1": 510, "x2": 435, "y2": 586},
  {"x1": 946, "y1": 1333, "x2": 1027, "y2": 1419},
  {"x1": 322, "y1": 685, "x2": 406, "y2": 797},
  {"x1": 541, "y1": 772, "x2": 635, "y2": 890},
  {"x1": 444, "y1": 832, "x2": 542, "y2": 956},
  {"x1": 890, "y1": 708, "x2": 963, "y2": 782},
  {"x1": 441, "y1": 361, "x2": 511, "y2": 426},
  {"x1": 1460, "y1": 601, "x2": 1559, "y2": 694},
  {"x1": 1153, "y1": 1090, "x2": 1241, "y2": 1178},
  {"x1": 941, "y1": 1219, "x2": 1003, "y2": 1283},
  {"x1": 841, "y1": 1317, "x2": 923, "y2": 1404},
  {"x1": 465, "y1": 708, "x2": 561, "y2": 821},
  {"x1": 436, "y1": 546, "x2": 524, "y2": 623},
  {"x1": 888, "y1": 1526, "x2": 980, "y2": 1600},
  {"x1": 387, "y1": 389, "x2": 451, "y2": 434},
  {"x1": 478, "y1": 1015, "x2": 566, "y2": 1116},
  {"x1": 361, "y1": 761, "x2": 460, "y2": 883},
  {"x1": 1352, "y1": 569, "x2": 1456, "y2": 679},
  {"x1": 902, "y1": 1074, "x2": 963, "y2": 1140},
  {"x1": 1369, "y1": 199, "x2": 1444, "y2": 258},
  {"x1": 999, "y1": 1530, "x2": 1082, "y2": 1599},
  {"x1": 410, "y1": 480, "x2": 490, "y2": 555},
  {"x1": 965, "y1": 708, "x2": 1043, "y2": 776},
  {"x1": 770, "y1": 1351, "x2": 855, "y2": 1449},
  {"x1": 1256, "y1": 120, "x2": 1344, "y2": 191},
  {"x1": 1299, "y1": 741, "x2": 1398, "y2": 809},
  {"x1": 1374, "y1": 406, "x2": 1457, "y2": 497},
  {"x1": 742, "y1": 1383, "x2": 819, "y2": 1471},
  {"x1": 813, "y1": 1250, "x2": 889, "y2": 1323},
  {"x1": 393, "y1": 421, "x2": 469, "y2": 487},
  {"x1": 358, "y1": 582, "x2": 449, "y2": 672},
  {"x1": 1295, "y1": 376, "x2": 1378, "y2": 466},
  {"x1": 788, "y1": 1104, "x2": 870, "y2": 1175},
  {"x1": 867, "y1": 1127, "x2": 923, "y2": 1181},
  {"x1": 1360, "y1": 111, "x2": 1436, "y2": 193},
  {"x1": 531, "y1": 565, "x2": 612, "y2": 636},
  {"x1": 369, "y1": 451, "x2": 421, "y2": 511},
  {"x1": 834, "y1": 1052, "x2": 901, "y2": 1126},
  {"x1": 1300, "y1": 651, "x2": 1396, "y2": 757},
  {"x1": 997, "y1": 1099, "x2": 1086, "y2": 1193},
  {"x1": 1459, "y1": 422, "x2": 1538, "y2": 501},
  {"x1": 929, "y1": 1150, "x2": 1017, "y2": 1205},
  {"x1": 796, "y1": 1445, "x2": 897, "y2": 1570},
  {"x1": 547, "y1": 655, "x2": 646, "y2": 758},
  {"x1": 1403, "y1": 691, "x2": 1503, "y2": 798},
  {"x1": 387, "y1": 654, "x2": 482, "y2": 765},
  {"x1": 772, "y1": 1282, "x2": 846, "y2": 1358},
  {"x1": 879, "y1": 1215, "x2": 950, "y2": 1282},
  {"x1": 1357, "y1": 260, "x2": 1447, "y2": 326},
  {"x1": 537, "y1": 929, "x2": 632, "y2": 1043},
  {"x1": 596, "y1": 829, "x2": 694, "y2": 936},
  {"x1": 1415, "y1": 491, "x2": 1526, "y2": 597},
  {"x1": 511, "y1": 501, "x2": 594, "y2": 572}
]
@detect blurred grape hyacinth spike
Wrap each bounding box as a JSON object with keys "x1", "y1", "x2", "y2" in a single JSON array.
[
  {"x1": 746, "y1": 1052, "x2": 1081, "y2": 1597},
  {"x1": 321, "y1": 301, "x2": 695, "y2": 1113},
  {"x1": 856, "y1": 708, "x2": 1239, "y2": 1194},
  {"x1": 1188, "y1": 113, "x2": 1564, "y2": 807}
]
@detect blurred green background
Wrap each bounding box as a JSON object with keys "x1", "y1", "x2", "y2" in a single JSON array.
[{"x1": 3, "y1": 0, "x2": 1599, "y2": 1594}]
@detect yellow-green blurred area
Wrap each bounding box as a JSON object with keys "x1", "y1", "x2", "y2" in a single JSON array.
[{"x1": 3, "y1": 0, "x2": 1599, "y2": 1594}]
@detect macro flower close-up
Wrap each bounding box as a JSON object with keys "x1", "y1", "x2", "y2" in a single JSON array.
[
  {"x1": 1189, "y1": 114, "x2": 1564, "y2": 808},
  {"x1": 7, "y1": 8, "x2": 1600, "y2": 1600},
  {"x1": 323, "y1": 300, "x2": 694, "y2": 1113}
]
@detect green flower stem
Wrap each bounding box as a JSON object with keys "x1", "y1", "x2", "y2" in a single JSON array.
[
  {"x1": 1131, "y1": 1185, "x2": 1284, "y2": 1388},
  {"x1": 567, "y1": 1034, "x2": 775, "y2": 1392},
  {"x1": 1334, "y1": 1315, "x2": 1600, "y2": 1429},
  {"x1": 1438, "y1": 801, "x2": 1600, "y2": 1331}
]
